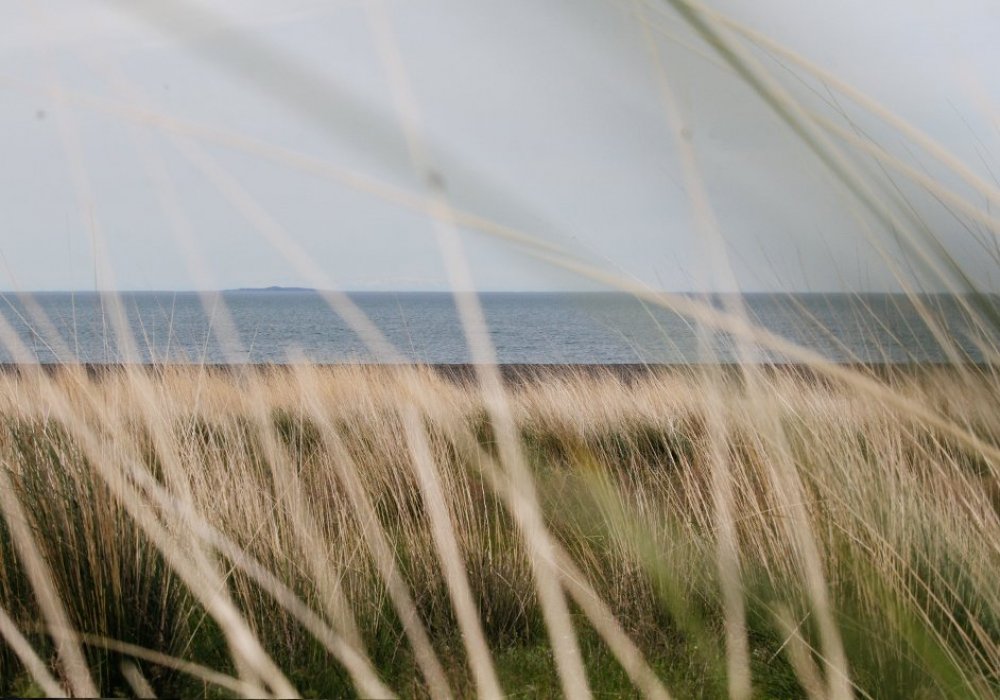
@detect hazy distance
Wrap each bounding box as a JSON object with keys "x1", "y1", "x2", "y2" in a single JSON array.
[{"x1": 1, "y1": 0, "x2": 998, "y2": 293}]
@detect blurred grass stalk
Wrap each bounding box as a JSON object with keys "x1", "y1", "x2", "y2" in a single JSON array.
[{"x1": 0, "y1": 0, "x2": 998, "y2": 698}]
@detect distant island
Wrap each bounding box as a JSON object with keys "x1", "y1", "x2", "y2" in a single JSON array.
[{"x1": 230, "y1": 286, "x2": 317, "y2": 293}]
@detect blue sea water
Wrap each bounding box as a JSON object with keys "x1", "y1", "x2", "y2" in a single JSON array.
[{"x1": 0, "y1": 291, "x2": 993, "y2": 365}]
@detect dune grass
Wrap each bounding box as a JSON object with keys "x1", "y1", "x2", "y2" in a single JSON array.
[
  {"x1": 3, "y1": 1, "x2": 1000, "y2": 696},
  {"x1": 0, "y1": 364, "x2": 996, "y2": 697}
]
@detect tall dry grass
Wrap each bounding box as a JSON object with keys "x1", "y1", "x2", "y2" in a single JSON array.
[
  {"x1": 0, "y1": 364, "x2": 996, "y2": 697},
  {"x1": 2, "y1": 0, "x2": 1000, "y2": 697}
]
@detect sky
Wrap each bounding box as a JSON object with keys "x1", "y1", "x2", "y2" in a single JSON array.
[{"x1": 1, "y1": 0, "x2": 998, "y2": 292}]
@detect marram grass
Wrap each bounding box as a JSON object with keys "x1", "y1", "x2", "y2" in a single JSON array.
[{"x1": 0, "y1": 364, "x2": 996, "y2": 698}]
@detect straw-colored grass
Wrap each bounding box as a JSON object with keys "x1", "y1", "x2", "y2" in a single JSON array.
[
  {"x1": 2, "y1": 0, "x2": 997, "y2": 696},
  {"x1": 0, "y1": 364, "x2": 996, "y2": 698}
]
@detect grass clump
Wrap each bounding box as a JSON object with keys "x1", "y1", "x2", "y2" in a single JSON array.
[{"x1": 0, "y1": 365, "x2": 996, "y2": 697}]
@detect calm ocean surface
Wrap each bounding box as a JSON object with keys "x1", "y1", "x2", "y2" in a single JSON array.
[{"x1": 0, "y1": 292, "x2": 993, "y2": 365}]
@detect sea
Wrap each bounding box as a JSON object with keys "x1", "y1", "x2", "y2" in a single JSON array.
[{"x1": 0, "y1": 291, "x2": 994, "y2": 365}]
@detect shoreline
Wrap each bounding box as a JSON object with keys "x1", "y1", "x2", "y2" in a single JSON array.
[{"x1": 0, "y1": 361, "x2": 991, "y2": 384}]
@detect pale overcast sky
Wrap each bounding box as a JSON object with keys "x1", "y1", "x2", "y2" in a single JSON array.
[{"x1": 1, "y1": 0, "x2": 998, "y2": 292}]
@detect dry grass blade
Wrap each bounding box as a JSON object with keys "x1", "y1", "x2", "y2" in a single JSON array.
[
  {"x1": 552, "y1": 547, "x2": 674, "y2": 700},
  {"x1": 0, "y1": 3, "x2": 997, "y2": 699},
  {"x1": 650, "y1": 0, "x2": 997, "y2": 342},
  {"x1": 430, "y1": 399, "x2": 674, "y2": 700},
  {"x1": 67, "y1": 631, "x2": 262, "y2": 697},
  {"x1": 292, "y1": 364, "x2": 453, "y2": 700},
  {"x1": 0, "y1": 456, "x2": 97, "y2": 697},
  {"x1": 688, "y1": 0, "x2": 1000, "y2": 208},
  {"x1": 773, "y1": 607, "x2": 825, "y2": 700},
  {"x1": 123, "y1": 459, "x2": 396, "y2": 699},
  {"x1": 401, "y1": 406, "x2": 504, "y2": 700},
  {"x1": 120, "y1": 661, "x2": 157, "y2": 699},
  {"x1": 0, "y1": 604, "x2": 66, "y2": 698},
  {"x1": 0, "y1": 315, "x2": 293, "y2": 697},
  {"x1": 631, "y1": 3, "x2": 755, "y2": 694},
  {"x1": 365, "y1": 2, "x2": 593, "y2": 694}
]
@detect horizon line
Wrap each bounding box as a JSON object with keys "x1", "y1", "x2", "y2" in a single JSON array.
[{"x1": 0, "y1": 288, "x2": 990, "y2": 296}]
